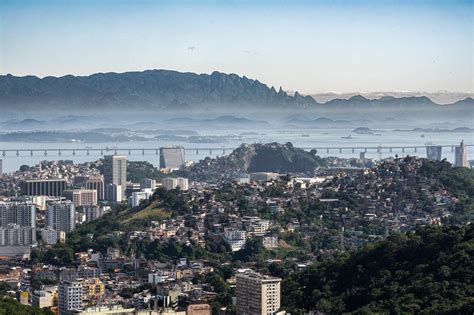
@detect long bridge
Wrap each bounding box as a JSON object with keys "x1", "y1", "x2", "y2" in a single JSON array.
[{"x1": 0, "y1": 143, "x2": 471, "y2": 157}]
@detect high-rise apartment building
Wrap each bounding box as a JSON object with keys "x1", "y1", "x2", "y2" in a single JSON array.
[
  {"x1": 236, "y1": 271, "x2": 281, "y2": 315},
  {"x1": 23, "y1": 179, "x2": 68, "y2": 197},
  {"x1": 58, "y1": 280, "x2": 83, "y2": 315},
  {"x1": 0, "y1": 202, "x2": 36, "y2": 228},
  {"x1": 159, "y1": 147, "x2": 185, "y2": 170},
  {"x1": 47, "y1": 201, "x2": 76, "y2": 233},
  {"x1": 63, "y1": 189, "x2": 98, "y2": 207},
  {"x1": 104, "y1": 155, "x2": 127, "y2": 200},
  {"x1": 0, "y1": 224, "x2": 36, "y2": 246},
  {"x1": 454, "y1": 140, "x2": 469, "y2": 167}
]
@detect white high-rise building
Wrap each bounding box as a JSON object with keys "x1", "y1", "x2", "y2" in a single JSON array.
[
  {"x1": 236, "y1": 271, "x2": 281, "y2": 315},
  {"x1": 58, "y1": 280, "x2": 83, "y2": 315},
  {"x1": 47, "y1": 201, "x2": 76, "y2": 233}
]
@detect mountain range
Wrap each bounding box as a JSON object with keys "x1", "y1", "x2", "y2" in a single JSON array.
[{"x1": 0, "y1": 70, "x2": 472, "y2": 116}]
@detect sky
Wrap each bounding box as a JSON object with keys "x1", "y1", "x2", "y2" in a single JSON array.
[{"x1": 0, "y1": 0, "x2": 473, "y2": 94}]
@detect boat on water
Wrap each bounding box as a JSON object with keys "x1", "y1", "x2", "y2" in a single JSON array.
[
  {"x1": 301, "y1": 134, "x2": 310, "y2": 137},
  {"x1": 420, "y1": 134, "x2": 425, "y2": 138},
  {"x1": 341, "y1": 135, "x2": 354, "y2": 139}
]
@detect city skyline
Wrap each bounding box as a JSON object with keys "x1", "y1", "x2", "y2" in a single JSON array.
[{"x1": 1, "y1": 0, "x2": 472, "y2": 94}]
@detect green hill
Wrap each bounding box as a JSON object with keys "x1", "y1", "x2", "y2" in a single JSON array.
[{"x1": 282, "y1": 224, "x2": 474, "y2": 314}]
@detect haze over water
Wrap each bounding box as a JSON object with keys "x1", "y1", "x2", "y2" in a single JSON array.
[{"x1": 1, "y1": 128, "x2": 471, "y2": 173}]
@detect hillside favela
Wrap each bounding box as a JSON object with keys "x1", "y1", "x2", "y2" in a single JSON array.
[{"x1": 0, "y1": 1, "x2": 473, "y2": 314}]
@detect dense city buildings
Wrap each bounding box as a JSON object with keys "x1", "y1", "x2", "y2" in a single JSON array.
[
  {"x1": 23, "y1": 179, "x2": 68, "y2": 197},
  {"x1": 160, "y1": 147, "x2": 185, "y2": 171},
  {"x1": 103, "y1": 155, "x2": 127, "y2": 199},
  {"x1": 0, "y1": 143, "x2": 471, "y2": 314},
  {"x1": 236, "y1": 271, "x2": 281, "y2": 315}
]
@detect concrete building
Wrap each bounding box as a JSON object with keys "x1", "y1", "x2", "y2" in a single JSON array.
[
  {"x1": 426, "y1": 145, "x2": 442, "y2": 161},
  {"x1": 59, "y1": 280, "x2": 83, "y2": 315},
  {"x1": 455, "y1": 140, "x2": 469, "y2": 167},
  {"x1": 84, "y1": 205, "x2": 104, "y2": 222},
  {"x1": 225, "y1": 229, "x2": 247, "y2": 252},
  {"x1": 236, "y1": 271, "x2": 281, "y2": 315},
  {"x1": 186, "y1": 303, "x2": 212, "y2": 315},
  {"x1": 72, "y1": 305, "x2": 135, "y2": 315},
  {"x1": 130, "y1": 190, "x2": 153, "y2": 207},
  {"x1": 103, "y1": 155, "x2": 127, "y2": 199},
  {"x1": 140, "y1": 178, "x2": 156, "y2": 190},
  {"x1": 105, "y1": 184, "x2": 122, "y2": 203},
  {"x1": 32, "y1": 290, "x2": 54, "y2": 308},
  {"x1": 0, "y1": 224, "x2": 36, "y2": 246},
  {"x1": 23, "y1": 179, "x2": 67, "y2": 197},
  {"x1": 47, "y1": 201, "x2": 76, "y2": 233},
  {"x1": 160, "y1": 147, "x2": 185, "y2": 171},
  {"x1": 0, "y1": 202, "x2": 36, "y2": 228},
  {"x1": 85, "y1": 176, "x2": 104, "y2": 201},
  {"x1": 162, "y1": 177, "x2": 188, "y2": 191},
  {"x1": 63, "y1": 189, "x2": 98, "y2": 207},
  {"x1": 250, "y1": 173, "x2": 280, "y2": 182},
  {"x1": 81, "y1": 278, "x2": 105, "y2": 301},
  {"x1": 41, "y1": 227, "x2": 58, "y2": 245}
]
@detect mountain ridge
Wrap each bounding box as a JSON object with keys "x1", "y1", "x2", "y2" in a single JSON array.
[{"x1": 1, "y1": 70, "x2": 473, "y2": 114}]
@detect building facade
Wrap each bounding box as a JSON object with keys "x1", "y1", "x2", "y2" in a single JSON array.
[
  {"x1": 23, "y1": 179, "x2": 67, "y2": 197},
  {"x1": 47, "y1": 201, "x2": 76, "y2": 233},
  {"x1": 59, "y1": 281, "x2": 83, "y2": 315},
  {"x1": 454, "y1": 140, "x2": 469, "y2": 167},
  {"x1": 103, "y1": 155, "x2": 127, "y2": 200},
  {"x1": 236, "y1": 271, "x2": 281, "y2": 315}
]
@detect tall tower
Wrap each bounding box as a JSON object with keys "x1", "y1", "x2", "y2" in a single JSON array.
[
  {"x1": 236, "y1": 271, "x2": 281, "y2": 315},
  {"x1": 47, "y1": 201, "x2": 76, "y2": 233},
  {"x1": 103, "y1": 155, "x2": 127, "y2": 198},
  {"x1": 454, "y1": 140, "x2": 468, "y2": 167}
]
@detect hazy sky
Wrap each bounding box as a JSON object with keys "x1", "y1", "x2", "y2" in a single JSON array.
[{"x1": 0, "y1": 0, "x2": 472, "y2": 94}]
